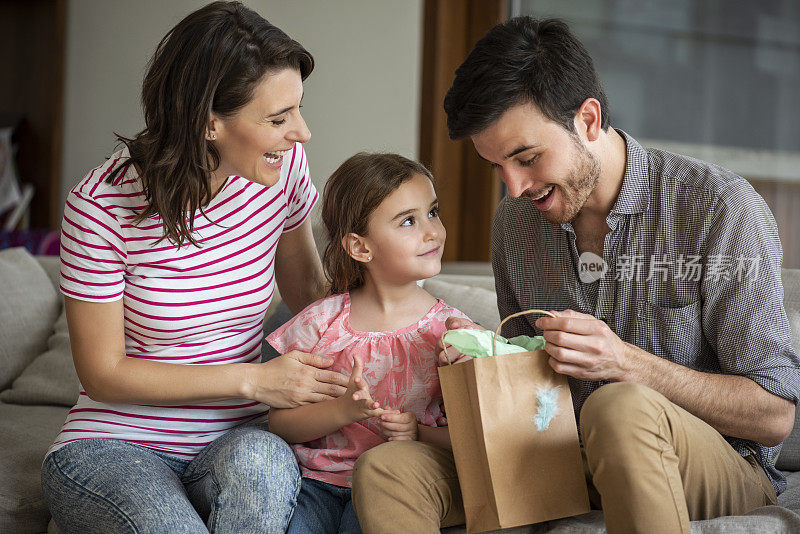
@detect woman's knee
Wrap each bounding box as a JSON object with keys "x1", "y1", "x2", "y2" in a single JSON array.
[
  {"x1": 204, "y1": 427, "x2": 299, "y2": 489},
  {"x1": 42, "y1": 441, "x2": 204, "y2": 534}
]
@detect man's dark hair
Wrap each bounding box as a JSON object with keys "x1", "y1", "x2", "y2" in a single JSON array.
[{"x1": 444, "y1": 17, "x2": 610, "y2": 140}]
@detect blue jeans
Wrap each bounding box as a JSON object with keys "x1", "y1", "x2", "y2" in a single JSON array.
[
  {"x1": 287, "y1": 477, "x2": 361, "y2": 534},
  {"x1": 41, "y1": 421, "x2": 300, "y2": 534}
]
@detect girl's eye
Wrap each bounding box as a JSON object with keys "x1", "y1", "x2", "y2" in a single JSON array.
[
  {"x1": 428, "y1": 206, "x2": 440, "y2": 218},
  {"x1": 271, "y1": 118, "x2": 287, "y2": 126},
  {"x1": 401, "y1": 216, "x2": 415, "y2": 227}
]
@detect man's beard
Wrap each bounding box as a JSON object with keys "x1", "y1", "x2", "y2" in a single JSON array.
[{"x1": 542, "y1": 138, "x2": 600, "y2": 225}]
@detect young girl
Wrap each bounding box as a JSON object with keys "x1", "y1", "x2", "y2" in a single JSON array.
[{"x1": 266, "y1": 153, "x2": 469, "y2": 534}]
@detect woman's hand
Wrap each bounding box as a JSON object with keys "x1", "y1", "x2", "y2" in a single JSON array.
[
  {"x1": 379, "y1": 410, "x2": 419, "y2": 441},
  {"x1": 244, "y1": 351, "x2": 349, "y2": 408},
  {"x1": 337, "y1": 356, "x2": 386, "y2": 423},
  {"x1": 437, "y1": 316, "x2": 484, "y2": 366}
]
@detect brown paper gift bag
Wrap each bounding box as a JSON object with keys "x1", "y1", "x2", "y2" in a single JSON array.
[{"x1": 438, "y1": 310, "x2": 590, "y2": 533}]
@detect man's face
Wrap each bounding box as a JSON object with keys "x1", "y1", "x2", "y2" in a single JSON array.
[{"x1": 471, "y1": 103, "x2": 600, "y2": 225}]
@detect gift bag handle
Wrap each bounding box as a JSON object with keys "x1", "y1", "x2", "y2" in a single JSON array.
[
  {"x1": 440, "y1": 309, "x2": 556, "y2": 365},
  {"x1": 493, "y1": 309, "x2": 556, "y2": 357}
]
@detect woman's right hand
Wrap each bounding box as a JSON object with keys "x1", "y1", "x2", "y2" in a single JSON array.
[{"x1": 244, "y1": 351, "x2": 350, "y2": 408}]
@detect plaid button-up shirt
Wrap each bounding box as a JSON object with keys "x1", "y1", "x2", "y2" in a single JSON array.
[{"x1": 491, "y1": 130, "x2": 800, "y2": 494}]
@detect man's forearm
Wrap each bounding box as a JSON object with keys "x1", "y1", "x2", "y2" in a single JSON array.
[{"x1": 620, "y1": 343, "x2": 795, "y2": 446}]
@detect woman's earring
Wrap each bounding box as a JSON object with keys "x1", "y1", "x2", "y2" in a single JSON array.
[
  {"x1": 210, "y1": 133, "x2": 216, "y2": 140},
  {"x1": 366, "y1": 256, "x2": 372, "y2": 262}
]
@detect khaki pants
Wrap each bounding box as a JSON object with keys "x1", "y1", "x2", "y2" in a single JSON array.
[{"x1": 351, "y1": 382, "x2": 776, "y2": 534}]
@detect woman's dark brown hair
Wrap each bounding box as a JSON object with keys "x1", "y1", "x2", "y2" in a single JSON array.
[
  {"x1": 322, "y1": 153, "x2": 434, "y2": 295},
  {"x1": 109, "y1": 1, "x2": 313, "y2": 246}
]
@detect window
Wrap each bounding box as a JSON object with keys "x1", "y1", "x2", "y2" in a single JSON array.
[{"x1": 513, "y1": 0, "x2": 800, "y2": 267}]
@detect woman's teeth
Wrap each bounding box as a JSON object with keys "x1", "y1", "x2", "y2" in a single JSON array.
[
  {"x1": 533, "y1": 186, "x2": 554, "y2": 201},
  {"x1": 263, "y1": 149, "x2": 289, "y2": 164}
]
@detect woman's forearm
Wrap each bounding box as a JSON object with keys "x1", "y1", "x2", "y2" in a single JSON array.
[
  {"x1": 80, "y1": 356, "x2": 252, "y2": 404},
  {"x1": 269, "y1": 398, "x2": 352, "y2": 443},
  {"x1": 67, "y1": 296, "x2": 256, "y2": 405}
]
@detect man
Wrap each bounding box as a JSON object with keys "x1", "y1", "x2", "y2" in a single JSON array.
[{"x1": 352, "y1": 17, "x2": 799, "y2": 533}]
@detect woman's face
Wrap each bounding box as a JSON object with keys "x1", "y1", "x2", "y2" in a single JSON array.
[{"x1": 210, "y1": 68, "x2": 310, "y2": 188}]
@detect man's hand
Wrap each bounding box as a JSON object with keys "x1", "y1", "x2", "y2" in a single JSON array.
[
  {"x1": 337, "y1": 356, "x2": 386, "y2": 423},
  {"x1": 437, "y1": 316, "x2": 484, "y2": 366},
  {"x1": 379, "y1": 409, "x2": 419, "y2": 441},
  {"x1": 535, "y1": 309, "x2": 634, "y2": 382}
]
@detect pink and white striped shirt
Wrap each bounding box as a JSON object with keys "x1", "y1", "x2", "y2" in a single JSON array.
[{"x1": 47, "y1": 143, "x2": 317, "y2": 459}]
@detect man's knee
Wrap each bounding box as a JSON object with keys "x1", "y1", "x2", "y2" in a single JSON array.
[
  {"x1": 353, "y1": 440, "x2": 419, "y2": 486},
  {"x1": 353, "y1": 441, "x2": 460, "y2": 532},
  {"x1": 581, "y1": 382, "x2": 666, "y2": 430}
]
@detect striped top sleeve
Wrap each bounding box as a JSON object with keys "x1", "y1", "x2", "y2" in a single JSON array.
[
  {"x1": 60, "y1": 185, "x2": 127, "y2": 302},
  {"x1": 282, "y1": 145, "x2": 317, "y2": 233}
]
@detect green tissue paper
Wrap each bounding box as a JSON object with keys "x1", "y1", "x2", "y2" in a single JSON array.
[
  {"x1": 442, "y1": 329, "x2": 546, "y2": 358},
  {"x1": 507, "y1": 335, "x2": 546, "y2": 352}
]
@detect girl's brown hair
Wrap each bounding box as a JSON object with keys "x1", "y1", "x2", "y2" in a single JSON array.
[
  {"x1": 109, "y1": 1, "x2": 313, "y2": 247},
  {"x1": 322, "y1": 153, "x2": 434, "y2": 295}
]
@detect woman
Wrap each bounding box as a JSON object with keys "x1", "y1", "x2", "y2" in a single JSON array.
[{"x1": 41, "y1": 2, "x2": 347, "y2": 532}]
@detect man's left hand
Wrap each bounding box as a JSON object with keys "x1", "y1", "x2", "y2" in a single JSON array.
[{"x1": 535, "y1": 309, "x2": 635, "y2": 382}]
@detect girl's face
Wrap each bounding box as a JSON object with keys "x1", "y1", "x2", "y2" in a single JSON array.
[
  {"x1": 362, "y1": 173, "x2": 446, "y2": 284},
  {"x1": 210, "y1": 68, "x2": 310, "y2": 188}
]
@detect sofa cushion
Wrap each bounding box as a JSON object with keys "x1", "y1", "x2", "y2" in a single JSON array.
[
  {"x1": 36, "y1": 255, "x2": 62, "y2": 295},
  {"x1": 423, "y1": 277, "x2": 500, "y2": 332},
  {"x1": 0, "y1": 248, "x2": 60, "y2": 390},
  {"x1": 0, "y1": 402, "x2": 70, "y2": 534},
  {"x1": 777, "y1": 268, "x2": 800, "y2": 471},
  {"x1": 0, "y1": 307, "x2": 80, "y2": 407}
]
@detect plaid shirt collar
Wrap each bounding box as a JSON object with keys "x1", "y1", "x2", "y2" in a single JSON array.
[
  {"x1": 559, "y1": 129, "x2": 650, "y2": 234},
  {"x1": 611, "y1": 129, "x2": 651, "y2": 215}
]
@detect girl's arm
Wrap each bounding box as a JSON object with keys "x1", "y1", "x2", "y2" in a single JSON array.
[
  {"x1": 66, "y1": 297, "x2": 348, "y2": 407},
  {"x1": 269, "y1": 357, "x2": 385, "y2": 443}
]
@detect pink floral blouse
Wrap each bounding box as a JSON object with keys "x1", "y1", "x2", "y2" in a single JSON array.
[{"x1": 266, "y1": 292, "x2": 469, "y2": 487}]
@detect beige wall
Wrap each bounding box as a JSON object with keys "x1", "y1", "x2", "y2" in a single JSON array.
[{"x1": 61, "y1": 0, "x2": 423, "y2": 208}]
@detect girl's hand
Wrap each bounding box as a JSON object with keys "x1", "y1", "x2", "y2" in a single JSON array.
[
  {"x1": 338, "y1": 356, "x2": 386, "y2": 423},
  {"x1": 379, "y1": 409, "x2": 419, "y2": 441},
  {"x1": 243, "y1": 350, "x2": 349, "y2": 408},
  {"x1": 437, "y1": 316, "x2": 484, "y2": 366}
]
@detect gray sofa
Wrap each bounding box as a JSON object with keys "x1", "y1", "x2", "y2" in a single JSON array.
[{"x1": 2, "y1": 247, "x2": 800, "y2": 533}]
